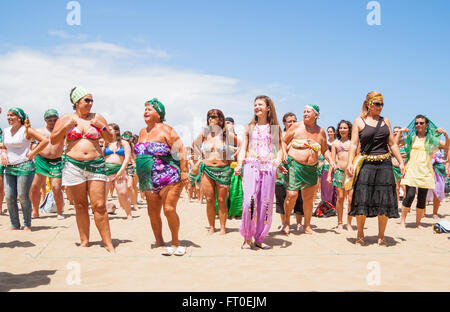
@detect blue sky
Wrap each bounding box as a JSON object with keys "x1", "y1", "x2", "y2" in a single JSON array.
[{"x1": 0, "y1": 0, "x2": 449, "y2": 141}]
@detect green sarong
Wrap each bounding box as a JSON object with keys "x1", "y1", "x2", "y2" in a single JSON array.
[
  {"x1": 66, "y1": 156, "x2": 106, "y2": 175},
  {"x1": 392, "y1": 165, "x2": 402, "y2": 182},
  {"x1": 201, "y1": 163, "x2": 232, "y2": 186},
  {"x1": 105, "y1": 163, "x2": 122, "y2": 176},
  {"x1": 35, "y1": 154, "x2": 62, "y2": 178},
  {"x1": 332, "y1": 168, "x2": 345, "y2": 188},
  {"x1": 0, "y1": 164, "x2": 5, "y2": 176},
  {"x1": 189, "y1": 172, "x2": 202, "y2": 187},
  {"x1": 284, "y1": 156, "x2": 318, "y2": 191},
  {"x1": 433, "y1": 162, "x2": 446, "y2": 178},
  {"x1": 135, "y1": 154, "x2": 181, "y2": 192},
  {"x1": 276, "y1": 169, "x2": 285, "y2": 186},
  {"x1": 227, "y1": 169, "x2": 243, "y2": 217},
  {"x1": 5, "y1": 160, "x2": 35, "y2": 176}
]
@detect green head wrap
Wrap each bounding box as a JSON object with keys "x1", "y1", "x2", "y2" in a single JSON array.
[
  {"x1": 145, "y1": 98, "x2": 166, "y2": 122},
  {"x1": 305, "y1": 104, "x2": 320, "y2": 117},
  {"x1": 71, "y1": 87, "x2": 90, "y2": 105},
  {"x1": 403, "y1": 115, "x2": 441, "y2": 163},
  {"x1": 9, "y1": 107, "x2": 29, "y2": 124},
  {"x1": 44, "y1": 109, "x2": 59, "y2": 120},
  {"x1": 121, "y1": 133, "x2": 133, "y2": 140}
]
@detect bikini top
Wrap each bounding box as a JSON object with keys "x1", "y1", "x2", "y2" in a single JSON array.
[
  {"x1": 66, "y1": 114, "x2": 102, "y2": 141},
  {"x1": 336, "y1": 141, "x2": 350, "y2": 153},
  {"x1": 201, "y1": 141, "x2": 230, "y2": 155},
  {"x1": 288, "y1": 138, "x2": 321, "y2": 152},
  {"x1": 134, "y1": 142, "x2": 171, "y2": 156},
  {"x1": 104, "y1": 144, "x2": 125, "y2": 157}
]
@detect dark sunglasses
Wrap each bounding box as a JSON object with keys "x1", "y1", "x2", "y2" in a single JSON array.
[
  {"x1": 46, "y1": 118, "x2": 58, "y2": 122},
  {"x1": 415, "y1": 122, "x2": 426, "y2": 125},
  {"x1": 84, "y1": 98, "x2": 94, "y2": 104},
  {"x1": 208, "y1": 115, "x2": 218, "y2": 119},
  {"x1": 372, "y1": 102, "x2": 384, "y2": 107}
]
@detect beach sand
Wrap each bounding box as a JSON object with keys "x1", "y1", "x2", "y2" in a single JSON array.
[{"x1": 0, "y1": 192, "x2": 449, "y2": 292}]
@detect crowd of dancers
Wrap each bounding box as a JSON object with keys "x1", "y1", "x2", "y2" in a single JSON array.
[{"x1": 0, "y1": 88, "x2": 449, "y2": 255}]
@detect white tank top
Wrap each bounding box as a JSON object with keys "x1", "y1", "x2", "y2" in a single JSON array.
[{"x1": 4, "y1": 126, "x2": 32, "y2": 165}]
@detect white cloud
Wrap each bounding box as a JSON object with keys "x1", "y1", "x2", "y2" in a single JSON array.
[
  {"x1": 48, "y1": 30, "x2": 88, "y2": 41},
  {"x1": 0, "y1": 42, "x2": 255, "y2": 145}
]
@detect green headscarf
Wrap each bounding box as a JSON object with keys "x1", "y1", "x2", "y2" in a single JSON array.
[
  {"x1": 305, "y1": 104, "x2": 320, "y2": 117},
  {"x1": 145, "y1": 98, "x2": 166, "y2": 122},
  {"x1": 403, "y1": 115, "x2": 441, "y2": 163},
  {"x1": 44, "y1": 109, "x2": 59, "y2": 119},
  {"x1": 9, "y1": 107, "x2": 29, "y2": 124},
  {"x1": 71, "y1": 87, "x2": 90, "y2": 104}
]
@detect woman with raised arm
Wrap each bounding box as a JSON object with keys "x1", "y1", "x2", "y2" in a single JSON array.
[
  {"x1": 104, "y1": 123, "x2": 133, "y2": 219},
  {"x1": 327, "y1": 120, "x2": 353, "y2": 232},
  {"x1": 193, "y1": 109, "x2": 238, "y2": 235},
  {"x1": 398, "y1": 115, "x2": 449, "y2": 228},
  {"x1": 282, "y1": 104, "x2": 334, "y2": 235},
  {"x1": 346, "y1": 91, "x2": 404, "y2": 246},
  {"x1": 50, "y1": 87, "x2": 115, "y2": 253},
  {"x1": 135, "y1": 98, "x2": 189, "y2": 256},
  {"x1": 1, "y1": 108, "x2": 49, "y2": 230},
  {"x1": 235, "y1": 95, "x2": 285, "y2": 250}
]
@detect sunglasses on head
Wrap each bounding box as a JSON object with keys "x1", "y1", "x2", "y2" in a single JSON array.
[
  {"x1": 372, "y1": 102, "x2": 384, "y2": 107},
  {"x1": 415, "y1": 121, "x2": 426, "y2": 125},
  {"x1": 84, "y1": 98, "x2": 94, "y2": 104}
]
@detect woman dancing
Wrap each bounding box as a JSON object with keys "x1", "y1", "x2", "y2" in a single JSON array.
[
  {"x1": 283, "y1": 104, "x2": 334, "y2": 235},
  {"x1": 193, "y1": 109, "x2": 238, "y2": 235},
  {"x1": 104, "y1": 123, "x2": 133, "y2": 219},
  {"x1": 398, "y1": 115, "x2": 449, "y2": 229},
  {"x1": 347, "y1": 91, "x2": 404, "y2": 246},
  {"x1": 51, "y1": 87, "x2": 115, "y2": 252},
  {"x1": 327, "y1": 120, "x2": 353, "y2": 232},
  {"x1": 1, "y1": 108, "x2": 49, "y2": 230},
  {"x1": 236, "y1": 95, "x2": 284, "y2": 249},
  {"x1": 135, "y1": 98, "x2": 189, "y2": 256}
]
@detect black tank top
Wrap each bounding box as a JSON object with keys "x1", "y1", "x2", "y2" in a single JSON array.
[{"x1": 359, "y1": 117, "x2": 390, "y2": 155}]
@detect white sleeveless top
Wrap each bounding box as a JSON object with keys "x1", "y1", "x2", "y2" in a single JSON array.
[{"x1": 3, "y1": 126, "x2": 32, "y2": 165}]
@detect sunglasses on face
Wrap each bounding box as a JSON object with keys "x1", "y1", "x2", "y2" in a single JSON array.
[
  {"x1": 208, "y1": 115, "x2": 218, "y2": 119},
  {"x1": 372, "y1": 102, "x2": 384, "y2": 107},
  {"x1": 46, "y1": 118, "x2": 58, "y2": 123},
  {"x1": 415, "y1": 122, "x2": 426, "y2": 125},
  {"x1": 84, "y1": 98, "x2": 94, "y2": 104}
]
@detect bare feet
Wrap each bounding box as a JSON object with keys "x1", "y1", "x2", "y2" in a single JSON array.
[
  {"x1": 57, "y1": 214, "x2": 65, "y2": 220},
  {"x1": 32, "y1": 213, "x2": 39, "y2": 219},
  {"x1": 80, "y1": 241, "x2": 89, "y2": 247},
  {"x1": 336, "y1": 224, "x2": 344, "y2": 234},
  {"x1": 9, "y1": 227, "x2": 20, "y2": 231},
  {"x1": 416, "y1": 224, "x2": 424, "y2": 229},
  {"x1": 241, "y1": 241, "x2": 252, "y2": 250},
  {"x1": 296, "y1": 224, "x2": 304, "y2": 232},
  {"x1": 24, "y1": 227, "x2": 32, "y2": 232},
  {"x1": 254, "y1": 242, "x2": 272, "y2": 250},
  {"x1": 432, "y1": 215, "x2": 440, "y2": 220},
  {"x1": 399, "y1": 222, "x2": 407, "y2": 230},
  {"x1": 105, "y1": 245, "x2": 116, "y2": 253},
  {"x1": 356, "y1": 237, "x2": 365, "y2": 246},
  {"x1": 207, "y1": 227, "x2": 215, "y2": 235},
  {"x1": 377, "y1": 238, "x2": 388, "y2": 246},
  {"x1": 219, "y1": 228, "x2": 226, "y2": 235},
  {"x1": 345, "y1": 224, "x2": 354, "y2": 232},
  {"x1": 302, "y1": 226, "x2": 315, "y2": 234},
  {"x1": 280, "y1": 225, "x2": 290, "y2": 235}
]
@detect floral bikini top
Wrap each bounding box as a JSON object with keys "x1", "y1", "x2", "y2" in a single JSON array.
[
  {"x1": 66, "y1": 114, "x2": 102, "y2": 140},
  {"x1": 288, "y1": 138, "x2": 321, "y2": 152},
  {"x1": 336, "y1": 141, "x2": 350, "y2": 153},
  {"x1": 134, "y1": 142, "x2": 171, "y2": 156}
]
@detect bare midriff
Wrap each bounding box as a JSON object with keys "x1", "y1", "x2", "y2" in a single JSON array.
[
  {"x1": 39, "y1": 128, "x2": 64, "y2": 159},
  {"x1": 287, "y1": 138, "x2": 321, "y2": 166}
]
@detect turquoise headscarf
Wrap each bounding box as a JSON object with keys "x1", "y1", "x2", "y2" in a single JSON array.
[
  {"x1": 9, "y1": 107, "x2": 29, "y2": 124},
  {"x1": 145, "y1": 98, "x2": 166, "y2": 122},
  {"x1": 44, "y1": 109, "x2": 59, "y2": 119},
  {"x1": 403, "y1": 115, "x2": 441, "y2": 163}
]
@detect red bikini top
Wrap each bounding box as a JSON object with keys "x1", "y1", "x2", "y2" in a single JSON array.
[{"x1": 66, "y1": 114, "x2": 102, "y2": 140}]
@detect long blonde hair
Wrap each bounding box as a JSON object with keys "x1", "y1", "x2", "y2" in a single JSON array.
[{"x1": 360, "y1": 91, "x2": 383, "y2": 118}]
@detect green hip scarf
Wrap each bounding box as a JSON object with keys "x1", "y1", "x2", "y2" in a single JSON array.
[
  {"x1": 200, "y1": 163, "x2": 232, "y2": 186},
  {"x1": 66, "y1": 156, "x2": 106, "y2": 175},
  {"x1": 276, "y1": 170, "x2": 286, "y2": 186},
  {"x1": 0, "y1": 164, "x2": 5, "y2": 176},
  {"x1": 105, "y1": 162, "x2": 122, "y2": 176},
  {"x1": 332, "y1": 168, "x2": 345, "y2": 188},
  {"x1": 5, "y1": 160, "x2": 35, "y2": 176},
  {"x1": 135, "y1": 154, "x2": 181, "y2": 192},
  {"x1": 35, "y1": 154, "x2": 63, "y2": 178},
  {"x1": 189, "y1": 172, "x2": 201, "y2": 187},
  {"x1": 284, "y1": 156, "x2": 318, "y2": 191},
  {"x1": 433, "y1": 162, "x2": 446, "y2": 178},
  {"x1": 392, "y1": 165, "x2": 402, "y2": 182}
]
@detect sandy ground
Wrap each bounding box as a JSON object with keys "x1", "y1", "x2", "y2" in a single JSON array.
[{"x1": 0, "y1": 191, "x2": 449, "y2": 292}]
